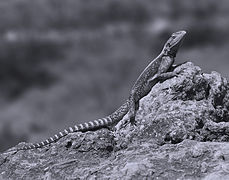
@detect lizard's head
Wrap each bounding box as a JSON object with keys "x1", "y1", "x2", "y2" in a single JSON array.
[{"x1": 162, "y1": 30, "x2": 186, "y2": 57}]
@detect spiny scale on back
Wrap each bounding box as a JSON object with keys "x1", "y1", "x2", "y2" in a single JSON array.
[{"x1": 15, "y1": 30, "x2": 186, "y2": 151}]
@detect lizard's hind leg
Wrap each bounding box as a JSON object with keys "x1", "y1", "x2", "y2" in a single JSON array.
[
  {"x1": 135, "y1": 101, "x2": 139, "y2": 111},
  {"x1": 128, "y1": 96, "x2": 138, "y2": 125}
]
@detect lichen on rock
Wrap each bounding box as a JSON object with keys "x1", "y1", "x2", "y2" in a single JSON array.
[{"x1": 1, "y1": 62, "x2": 229, "y2": 180}]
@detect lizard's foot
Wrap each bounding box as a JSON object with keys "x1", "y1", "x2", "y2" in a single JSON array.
[
  {"x1": 115, "y1": 116, "x2": 136, "y2": 131},
  {"x1": 174, "y1": 67, "x2": 186, "y2": 76},
  {"x1": 130, "y1": 117, "x2": 137, "y2": 126},
  {"x1": 115, "y1": 118, "x2": 127, "y2": 131}
]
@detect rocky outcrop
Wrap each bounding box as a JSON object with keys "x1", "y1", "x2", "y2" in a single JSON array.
[{"x1": 1, "y1": 62, "x2": 229, "y2": 180}]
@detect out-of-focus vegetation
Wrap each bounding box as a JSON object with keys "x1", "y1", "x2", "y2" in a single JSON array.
[{"x1": 0, "y1": 0, "x2": 229, "y2": 152}]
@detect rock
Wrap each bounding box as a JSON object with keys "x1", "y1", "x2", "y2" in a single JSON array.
[{"x1": 1, "y1": 62, "x2": 229, "y2": 179}]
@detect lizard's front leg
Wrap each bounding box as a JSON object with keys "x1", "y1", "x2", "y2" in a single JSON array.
[
  {"x1": 147, "y1": 71, "x2": 178, "y2": 83},
  {"x1": 156, "y1": 71, "x2": 178, "y2": 81},
  {"x1": 148, "y1": 56, "x2": 176, "y2": 83},
  {"x1": 169, "y1": 61, "x2": 188, "y2": 71},
  {"x1": 156, "y1": 61, "x2": 187, "y2": 82}
]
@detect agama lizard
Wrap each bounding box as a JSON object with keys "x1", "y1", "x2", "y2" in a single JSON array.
[{"x1": 9, "y1": 30, "x2": 186, "y2": 151}]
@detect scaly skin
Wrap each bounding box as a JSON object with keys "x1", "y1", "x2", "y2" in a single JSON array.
[
  {"x1": 11, "y1": 30, "x2": 186, "y2": 151},
  {"x1": 129, "y1": 30, "x2": 186, "y2": 123}
]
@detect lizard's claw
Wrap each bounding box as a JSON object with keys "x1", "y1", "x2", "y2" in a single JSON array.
[{"x1": 130, "y1": 117, "x2": 137, "y2": 126}]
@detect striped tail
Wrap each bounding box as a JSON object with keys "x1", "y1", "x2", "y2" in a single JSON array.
[{"x1": 18, "y1": 99, "x2": 131, "y2": 150}]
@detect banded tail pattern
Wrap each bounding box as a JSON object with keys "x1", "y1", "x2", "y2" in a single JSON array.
[{"x1": 18, "y1": 99, "x2": 131, "y2": 150}]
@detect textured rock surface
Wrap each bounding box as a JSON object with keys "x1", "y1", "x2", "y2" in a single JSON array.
[{"x1": 1, "y1": 62, "x2": 229, "y2": 180}]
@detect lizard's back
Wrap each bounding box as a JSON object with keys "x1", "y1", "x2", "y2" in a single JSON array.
[{"x1": 131, "y1": 55, "x2": 162, "y2": 99}]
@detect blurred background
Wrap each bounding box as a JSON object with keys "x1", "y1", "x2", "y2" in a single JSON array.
[{"x1": 0, "y1": 0, "x2": 229, "y2": 152}]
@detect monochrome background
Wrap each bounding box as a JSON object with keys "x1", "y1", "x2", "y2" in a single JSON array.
[{"x1": 0, "y1": 0, "x2": 228, "y2": 152}]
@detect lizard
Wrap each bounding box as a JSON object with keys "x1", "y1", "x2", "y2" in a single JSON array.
[{"x1": 8, "y1": 30, "x2": 186, "y2": 151}]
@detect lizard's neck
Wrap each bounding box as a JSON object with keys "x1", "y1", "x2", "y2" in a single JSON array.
[{"x1": 161, "y1": 47, "x2": 177, "y2": 58}]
